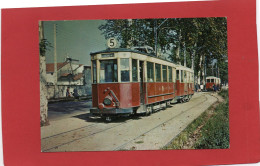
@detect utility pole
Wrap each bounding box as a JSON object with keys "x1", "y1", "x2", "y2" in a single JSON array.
[
  {"x1": 204, "y1": 56, "x2": 207, "y2": 90},
  {"x1": 54, "y1": 24, "x2": 58, "y2": 98},
  {"x1": 154, "y1": 20, "x2": 158, "y2": 56},
  {"x1": 218, "y1": 66, "x2": 220, "y2": 78},
  {"x1": 184, "y1": 42, "x2": 186, "y2": 67},
  {"x1": 215, "y1": 61, "x2": 218, "y2": 77},
  {"x1": 154, "y1": 18, "x2": 169, "y2": 57},
  {"x1": 211, "y1": 63, "x2": 214, "y2": 76}
]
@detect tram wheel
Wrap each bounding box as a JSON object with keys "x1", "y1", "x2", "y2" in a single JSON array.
[{"x1": 145, "y1": 106, "x2": 152, "y2": 116}]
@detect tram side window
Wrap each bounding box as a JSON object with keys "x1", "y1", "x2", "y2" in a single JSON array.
[
  {"x1": 92, "y1": 61, "x2": 97, "y2": 83},
  {"x1": 176, "y1": 70, "x2": 179, "y2": 80},
  {"x1": 132, "y1": 59, "x2": 138, "y2": 82},
  {"x1": 184, "y1": 71, "x2": 187, "y2": 83},
  {"x1": 187, "y1": 72, "x2": 189, "y2": 83},
  {"x1": 120, "y1": 58, "x2": 130, "y2": 82},
  {"x1": 147, "y1": 62, "x2": 154, "y2": 82},
  {"x1": 168, "y1": 67, "x2": 172, "y2": 82},
  {"x1": 100, "y1": 60, "x2": 118, "y2": 83},
  {"x1": 181, "y1": 70, "x2": 184, "y2": 82},
  {"x1": 211, "y1": 79, "x2": 214, "y2": 83},
  {"x1": 163, "y1": 65, "x2": 167, "y2": 82},
  {"x1": 207, "y1": 79, "x2": 210, "y2": 83},
  {"x1": 155, "y1": 64, "x2": 161, "y2": 82}
]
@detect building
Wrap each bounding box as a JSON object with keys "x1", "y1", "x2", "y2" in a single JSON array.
[{"x1": 45, "y1": 60, "x2": 91, "y2": 99}]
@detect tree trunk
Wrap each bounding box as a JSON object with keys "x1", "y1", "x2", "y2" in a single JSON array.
[
  {"x1": 39, "y1": 21, "x2": 49, "y2": 126},
  {"x1": 191, "y1": 43, "x2": 197, "y2": 70},
  {"x1": 197, "y1": 54, "x2": 203, "y2": 84},
  {"x1": 183, "y1": 42, "x2": 186, "y2": 67},
  {"x1": 40, "y1": 55, "x2": 49, "y2": 126},
  {"x1": 202, "y1": 54, "x2": 205, "y2": 86},
  {"x1": 175, "y1": 43, "x2": 181, "y2": 65}
]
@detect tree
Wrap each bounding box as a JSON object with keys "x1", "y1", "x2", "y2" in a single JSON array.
[
  {"x1": 99, "y1": 17, "x2": 228, "y2": 84},
  {"x1": 39, "y1": 21, "x2": 51, "y2": 126}
]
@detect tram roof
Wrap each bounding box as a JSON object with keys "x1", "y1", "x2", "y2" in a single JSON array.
[
  {"x1": 90, "y1": 48, "x2": 177, "y2": 65},
  {"x1": 175, "y1": 65, "x2": 194, "y2": 73},
  {"x1": 206, "y1": 76, "x2": 220, "y2": 79}
]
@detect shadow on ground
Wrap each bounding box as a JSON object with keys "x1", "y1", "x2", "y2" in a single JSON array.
[{"x1": 72, "y1": 113, "x2": 143, "y2": 123}]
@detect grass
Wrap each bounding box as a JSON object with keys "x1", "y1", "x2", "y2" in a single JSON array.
[
  {"x1": 195, "y1": 90, "x2": 229, "y2": 149},
  {"x1": 163, "y1": 90, "x2": 229, "y2": 150}
]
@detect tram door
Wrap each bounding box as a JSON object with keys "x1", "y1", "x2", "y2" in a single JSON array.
[{"x1": 139, "y1": 61, "x2": 145, "y2": 104}]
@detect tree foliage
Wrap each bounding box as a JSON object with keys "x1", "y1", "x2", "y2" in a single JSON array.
[
  {"x1": 99, "y1": 17, "x2": 228, "y2": 83},
  {"x1": 40, "y1": 38, "x2": 52, "y2": 57}
]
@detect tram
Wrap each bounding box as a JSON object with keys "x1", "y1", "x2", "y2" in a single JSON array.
[
  {"x1": 206, "y1": 76, "x2": 221, "y2": 91},
  {"x1": 90, "y1": 46, "x2": 195, "y2": 121}
]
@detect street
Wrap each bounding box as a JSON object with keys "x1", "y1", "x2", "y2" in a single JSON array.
[
  {"x1": 41, "y1": 92, "x2": 218, "y2": 152},
  {"x1": 48, "y1": 100, "x2": 92, "y2": 121}
]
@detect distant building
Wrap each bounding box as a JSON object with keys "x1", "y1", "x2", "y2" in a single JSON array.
[
  {"x1": 45, "y1": 61, "x2": 91, "y2": 99},
  {"x1": 46, "y1": 62, "x2": 84, "y2": 85}
]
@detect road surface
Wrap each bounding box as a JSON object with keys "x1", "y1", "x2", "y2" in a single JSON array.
[
  {"x1": 48, "y1": 100, "x2": 92, "y2": 121},
  {"x1": 41, "y1": 92, "x2": 218, "y2": 152}
]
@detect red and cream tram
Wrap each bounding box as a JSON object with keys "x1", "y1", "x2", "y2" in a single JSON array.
[
  {"x1": 90, "y1": 48, "x2": 194, "y2": 121},
  {"x1": 176, "y1": 65, "x2": 195, "y2": 102},
  {"x1": 206, "y1": 76, "x2": 221, "y2": 91}
]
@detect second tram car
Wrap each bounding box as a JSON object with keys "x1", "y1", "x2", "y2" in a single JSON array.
[
  {"x1": 206, "y1": 76, "x2": 221, "y2": 91},
  {"x1": 90, "y1": 48, "x2": 194, "y2": 121}
]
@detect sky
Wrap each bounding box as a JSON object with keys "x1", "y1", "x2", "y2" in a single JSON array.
[{"x1": 43, "y1": 20, "x2": 107, "y2": 66}]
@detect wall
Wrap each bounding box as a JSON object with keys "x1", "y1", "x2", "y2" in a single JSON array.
[{"x1": 47, "y1": 85, "x2": 90, "y2": 99}]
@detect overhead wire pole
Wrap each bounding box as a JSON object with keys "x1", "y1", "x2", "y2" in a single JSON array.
[
  {"x1": 154, "y1": 18, "x2": 169, "y2": 57},
  {"x1": 54, "y1": 24, "x2": 58, "y2": 98},
  {"x1": 204, "y1": 56, "x2": 207, "y2": 90}
]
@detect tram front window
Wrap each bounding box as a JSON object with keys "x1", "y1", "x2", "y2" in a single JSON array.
[{"x1": 100, "y1": 60, "x2": 118, "y2": 83}]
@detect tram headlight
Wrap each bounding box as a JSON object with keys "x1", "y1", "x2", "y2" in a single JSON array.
[{"x1": 103, "y1": 98, "x2": 112, "y2": 105}]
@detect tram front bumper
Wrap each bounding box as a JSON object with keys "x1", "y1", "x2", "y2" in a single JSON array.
[{"x1": 90, "y1": 107, "x2": 133, "y2": 115}]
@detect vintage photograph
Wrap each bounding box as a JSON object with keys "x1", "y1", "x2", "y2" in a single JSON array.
[{"x1": 39, "y1": 18, "x2": 229, "y2": 152}]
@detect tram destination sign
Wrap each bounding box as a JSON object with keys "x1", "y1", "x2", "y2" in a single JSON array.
[{"x1": 101, "y1": 53, "x2": 114, "y2": 58}]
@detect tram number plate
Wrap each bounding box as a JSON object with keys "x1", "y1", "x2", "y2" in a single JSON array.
[{"x1": 101, "y1": 53, "x2": 114, "y2": 58}]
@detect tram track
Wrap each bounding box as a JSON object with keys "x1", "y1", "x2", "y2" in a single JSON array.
[
  {"x1": 42, "y1": 121, "x2": 127, "y2": 152},
  {"x1": 113, "y1": 94, "x2": 212, "y2": 150},
  {"x1": 41, "y1": 93, "x2": 213, "y2": 152}
]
